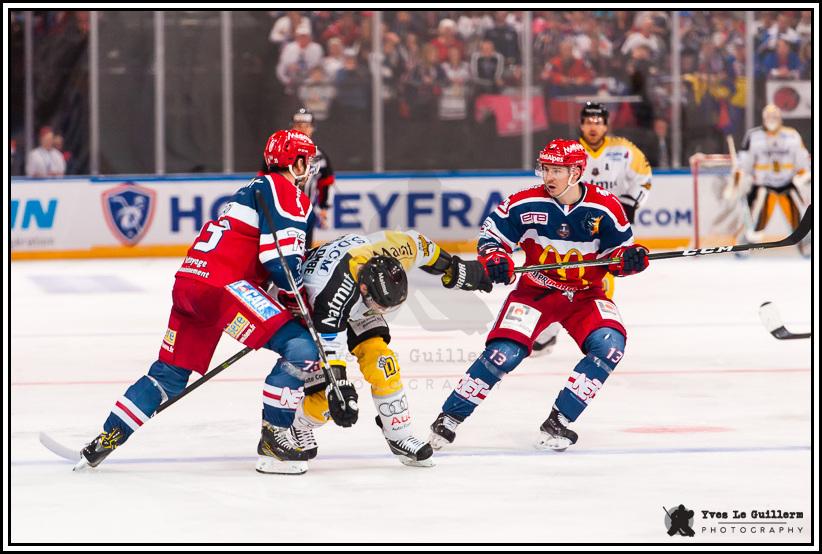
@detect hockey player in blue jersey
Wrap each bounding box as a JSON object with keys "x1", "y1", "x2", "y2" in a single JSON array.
[{"x1": 430, "y1": 138, "x2": 649, "y2": 451}]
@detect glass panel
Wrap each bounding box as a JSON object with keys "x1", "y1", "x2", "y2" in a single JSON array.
[
  {"x1": 98, "y1": 10, "x2": 155, "y2": 174},
  {"x1": 164, "y1": 11, "x2": 223, "y2": 173}
]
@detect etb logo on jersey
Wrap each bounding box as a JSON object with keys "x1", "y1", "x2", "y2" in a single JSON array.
[
  {"x1": 520, "y1": 212, "x2": 548, "y2": 225},
  {"x1": 101, "y1": 183, "x2": 156, "y2": 246}
]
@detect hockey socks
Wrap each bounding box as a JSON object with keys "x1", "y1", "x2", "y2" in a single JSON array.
[
  {"x1": 104, "y1": 360, "x2": 190, "y2": 440},
  {"x1": 442, "y1": 339, "x2": 526, "y2": 420},
  {"x1": 553, "y1": 328, "x2": 625, "y2": 422}
]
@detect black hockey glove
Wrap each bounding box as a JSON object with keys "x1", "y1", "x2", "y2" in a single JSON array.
[
  {"x1": 441, "y1": 256, "x2": 493, "y2": 292},
  {"x1": 609, "y1": 245, "x2": 649, "y2": 277},
  {"x1": 326, "y1": 379, "x2": 359, "y2": 428}
]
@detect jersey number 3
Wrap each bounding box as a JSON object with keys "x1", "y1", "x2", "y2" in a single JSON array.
[{"x1": 193, "y1": 219, "x2": 231, "y2": 253}]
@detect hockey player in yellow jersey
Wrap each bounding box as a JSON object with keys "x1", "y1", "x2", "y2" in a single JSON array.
[
  {"x1": 288, "y1": 230, "x2": 492, "y2": 468},
  {"x1": 533, "y1": 102, "x2": 652, "y2": 355},
  {"x1": 735, "y1": 104, "x2": 811, "y2": 256}
]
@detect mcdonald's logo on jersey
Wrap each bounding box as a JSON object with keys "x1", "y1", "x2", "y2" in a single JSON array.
[{"x1": 538, "y1": 245, "x2": 588, "y2": 284}]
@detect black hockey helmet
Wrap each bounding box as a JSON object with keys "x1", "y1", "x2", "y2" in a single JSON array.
[
  {"x1": 580, "y1": 101, "x2": 609, "y2": 124},
  {"x1": 358, "y1": 256, "x2": 408, "y2": 313},
  {"x1": 292, "y1": 107, "x2": 314, "y2": 125}
]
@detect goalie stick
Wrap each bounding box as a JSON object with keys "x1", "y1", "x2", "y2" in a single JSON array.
[
  {"x1": 758, "y1": 301, "x2": 811, "y2": 340},
  {"x1": 514, "y1": 204, "x2": 812, "y2": 274}
]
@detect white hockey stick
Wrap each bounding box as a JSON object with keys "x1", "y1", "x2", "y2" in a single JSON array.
[
  {"x1": 39, "y1": 432, "x2": 82, "y2": 462},
  {"x1": 758, "y1": 302, "x2": 810, "y2": 340}
]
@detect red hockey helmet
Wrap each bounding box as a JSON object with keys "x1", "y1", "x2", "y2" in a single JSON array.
[
  {"x1": 263, "y1": 129, "x2": 317, "y2": 170},
  {"x1": 537, "y1": 138, "x2": 587, "y2": 176}
]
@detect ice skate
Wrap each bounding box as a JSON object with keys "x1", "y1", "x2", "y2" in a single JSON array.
[
  {"x1": 376, "y1": 416, "x2": 434, "y2": 467},
  {"x1": 74, "y1": 427, "x2": 125, "y2": 471},
  {"x1": 256, "y1": 422, "x2": 310, "y2": 475},
  {"x1": 429, "y1": 412, "x2": 462, "y2": 450},
  {"x1": 536, "y1": 407, "x2": 578, "y2": 452},
  {"x1": 289, "y1": 424, "x2": 318, "y2": 460}
]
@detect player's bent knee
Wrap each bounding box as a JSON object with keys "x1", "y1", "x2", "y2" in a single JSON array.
[
  {"x1": 352, "y1": 337, "x2": 403, "y2": 396},
  {"x1": 147, "y1": 360, "x2": 191, "y2": 399},
  {"x1": 269, "y1": 321, "x2": 319, "y2": 368},
  {"x1": 484, "y1": 339, "x2": 527, "y2": 374},
  {"x1": 582, "y1": 328, "x2": 626, "y2": 371}
]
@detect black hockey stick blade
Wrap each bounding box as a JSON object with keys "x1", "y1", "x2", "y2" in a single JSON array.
[{"x1": 758, "y1": 302, "x2": 811, "y2": 340}]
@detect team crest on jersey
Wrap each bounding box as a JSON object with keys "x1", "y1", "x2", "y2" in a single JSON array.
[
  {"x1": 557, "y1": 223, "x2": 571, "y2": 239},
  {"x1": 585, "y1": 214, "x2": 604, "y2": 236},
  {"x1": 101, "y1": 183, "x2": 156, "y2": 246}
]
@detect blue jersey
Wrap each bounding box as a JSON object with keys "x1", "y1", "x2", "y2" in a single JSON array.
[{"x1": 478, "y1": 183, "x2": 634, "y2": 291}]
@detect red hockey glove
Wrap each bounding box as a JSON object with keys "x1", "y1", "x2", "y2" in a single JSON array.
[
  {"x1": 609, "y1": 245, "x2": 649, "y2": 277},
  {"x1": 277, "y1": 286, "x2": 312, "y2": 320},
  {"x1": 478, "y1": 247, "x2": 515, "y2": 284}
]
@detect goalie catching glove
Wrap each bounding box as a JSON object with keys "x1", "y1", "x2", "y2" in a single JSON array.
[{"x1": 441, "y1": 256, "x2": 493, "y2": 292}]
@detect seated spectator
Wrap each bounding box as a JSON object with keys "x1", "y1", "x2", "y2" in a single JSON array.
[
  {"x1": 26, "y1": 126, "x2": 66, "y2": 177},
  {"x1": 470, "y1": 39, "x2": 504, "y2": 94},
  {"x1": 484, "y1": 11, "x2": 520, "y2": 65},
  {"x1": 269, "y1": 11, "x2": 311, "y2": 46},
  {"x1": 541, "y1": 39, "x2": 595, "y2": 96},
  {"x1": 760, "y1": 38, "x2": 802, "y2": 80},
  {"x1": 276, "y1": 24, "x2": 323, "y2": 93},
  {"x1": 322, "y1": 11, "x2": 361, "y2": 48},
  {"x1": 298, "y1": 66, "x2": 336, "y2": 121},
  {"x1": 620, "y1": 14, "x2": 663, "y2": 60},
  {"x1": 429, "y1": 18, "x2": 463, "y2": 63},
  {"x1": 322, "y1": 37, "x2": 345, "y2": 80}
]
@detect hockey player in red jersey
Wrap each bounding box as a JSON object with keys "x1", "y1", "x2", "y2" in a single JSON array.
[
  {"x1": 430, "y1": 138, "x2": 649, "y2": 451},
  {"x1": 76, "y1": 129, "x2": 358, "y2": 475}
]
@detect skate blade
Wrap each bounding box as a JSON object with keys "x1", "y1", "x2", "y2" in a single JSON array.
[
  {"x1": 73, "y1": 458, "x2": 93, "y2": 472},
  {"x1": 428, "y1": 433, "x2": 451, "y2": 451},
  {"x1": 535, "y1": 432, "x2": 572, "y2": 452},
  {"x1": 255, "y1": 456, "x2": 307, "y2": 475},
  {"x1": 398, "y1": 455, "x2": 435, "y2": 468}
]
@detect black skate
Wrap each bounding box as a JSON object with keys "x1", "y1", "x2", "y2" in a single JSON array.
[
  {"x1": 429, "y1": 412, "x2": 462, "y2": 450},
  {"x1": 75, "y1": 428, "x2": 125, "y2": 471},
  {"x1": 289, "y1": 425, "x2": 318, "y2": 460},
  {"x1": 531, "y1": 334, "x2": 558, "y2": 357},
  {"x1": 256, "y1": 422, "x2": 310, "y2": 475},
  {"x1": 536, "y1": 407, "x2": 578, "y2": 451},
  {"x1": 375, "y1": 416, "x2": 434, "y2": 467}
]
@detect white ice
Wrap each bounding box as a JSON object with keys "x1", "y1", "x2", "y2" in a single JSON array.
[{"x1": 9, "y1": 253, "x2": 813, "y2": 543}]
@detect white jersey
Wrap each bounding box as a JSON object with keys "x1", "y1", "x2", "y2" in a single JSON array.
[
  {"x1": 738, "y1": 126, "x2": 811, "y2": 188},
  {"x1": 580, "y1": 136, "x2": 652, "y2": 210}
]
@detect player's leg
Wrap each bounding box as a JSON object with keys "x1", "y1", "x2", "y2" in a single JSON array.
[
  {"x1": 77, "y1": 280, "x2": 221, "y2": 468},
  {"x1": 430, "y1": 284, "x2": 549, "y2": 449},
  {"x1": 783, "y1": 185, "x2": 810, "y2": 256},
  {"x1": 348, "y1": 316, "x2": 434, "y2": 466},
  {"x1": 537, "y1": 291, "x2": 627, "y2": 451}
]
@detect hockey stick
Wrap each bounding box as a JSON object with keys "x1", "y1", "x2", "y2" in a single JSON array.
[
  {"x1": 255, "y1": 189, "x2": 350, "y2": 413},
  {"x1": 514, "y1": 204, "x2": 812, "y2": 274},
  {"x1": 758, "y1": 301, "x2": 811, "y2": 340}
]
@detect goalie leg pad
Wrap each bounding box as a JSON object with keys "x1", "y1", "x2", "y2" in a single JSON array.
[
  {"x1": 554, "y1": 328, "x2": 625, "y2": 422},
  {"x1": 104, "y1": 360, "x2": 191, "y2": 440},
  {"x1": 441, "y1": 339, "x2": 526, "y2": 420}
]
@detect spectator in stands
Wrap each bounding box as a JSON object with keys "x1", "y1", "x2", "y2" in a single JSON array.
[
  {"x1": 484, "y1": 11, "x2": 520, "y2": 65},
  {"x1": 322, "y1": 37, "x2": 345, "y2": 80},
  {"x1": 439, "y1": 45, "x2": 470, "y2": 120},
  {"x1": 322, "y1": 11, "x2": 362, "y2": 48},
  {"x1": 332, "y1": 48, "x2": 372, "y2": 167},
  {"x1": 759, "y1": 12, "x2": 801, "y2": 53},
  {"x1": 381, "y1": 32, "x2": 408, "y2": 102},
  {"x1": 470, "y1": 39, "x2": 504, "y2": 94},
  {"x1": 456, "y1": 11, "x2": 493, "y2": 52},
  {"x1": 403, "y1": 43, "x2": 443, "y2": 119},
  {"x1": 760, "y1": 38, "x2": 802, "y2": 80},
  {"x1": 429, "y1": 18, "x2": 464, "y2": 63},
  {"x1": 26, "y1": 126, "x2": 66, "y2": 177},
  {"x1": 276, "y1": 24, "x2": 323, "y2": 94},
  {"x1": 541, "y1": 39, "x2": 595, "y2": 97},
  {"x1": 298, "y1": 66, "x2": 336, "y2": 121},
  {"x1": 649, "y1": 117, "x2": 670, "y2": 168},
  {"x1": 269, "y1": 11, "x2": 311, "y2": 47},
  {"x1": 53, "y1": 132, "x2": 74, "y2": 174},
  {"x1": 621, "y1": 14, "x2": 663, "y2": 61}
]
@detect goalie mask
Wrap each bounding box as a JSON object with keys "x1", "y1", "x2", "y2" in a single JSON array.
[{"x1": 358, "y1": 256, "x2": 408, "y2": 314}]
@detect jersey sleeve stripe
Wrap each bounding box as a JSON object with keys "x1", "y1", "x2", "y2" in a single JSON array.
[{"x1": 222, "y1": 202, "x2": 259, "y2": 228}]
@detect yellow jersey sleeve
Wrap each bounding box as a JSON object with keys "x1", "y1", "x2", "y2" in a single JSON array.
[{"x1": 348, "y1": 230, "x2": 444, "y2": 276}]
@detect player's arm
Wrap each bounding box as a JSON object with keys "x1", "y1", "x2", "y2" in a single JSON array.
[
  {"x1": 476, "y1": 196, "x2": 521, "y2": 284},
  {"x1": 595, "y1": 194, "x2": 648, "y2": 277},
  {"x1": 792, "y1": 132, "x2": 811, "y2": 189},
  {"x1": 316, "y1": 151, "x2": 335, "y2": 209},
  {"x1": 620, "y1": 142, "x2": 653, "y2": 223},
  {"x1": 404, "y1": 230, "x2": 492, "y2": 293}
]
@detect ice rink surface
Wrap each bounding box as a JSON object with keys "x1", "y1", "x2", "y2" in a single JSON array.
[{"x1": 9, "y1": 253, "x2": 814, "y2": 543}]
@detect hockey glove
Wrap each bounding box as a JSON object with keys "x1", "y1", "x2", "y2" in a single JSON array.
[
  {"x1": 277, "y1": 286, "x2": 312, "y2": 320},
  {"x1": 609, "y1": 245, "x2": 649, "y2": 277},
  {"x1": 478, "y1": 248, "x2": 515, "y2": 284},
  {"x1": 326, "y1": 379, "x2": 359, "y2": 428},
  {"x1": 441, "y1": 256, "x2": 493, "y2": 292}
]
